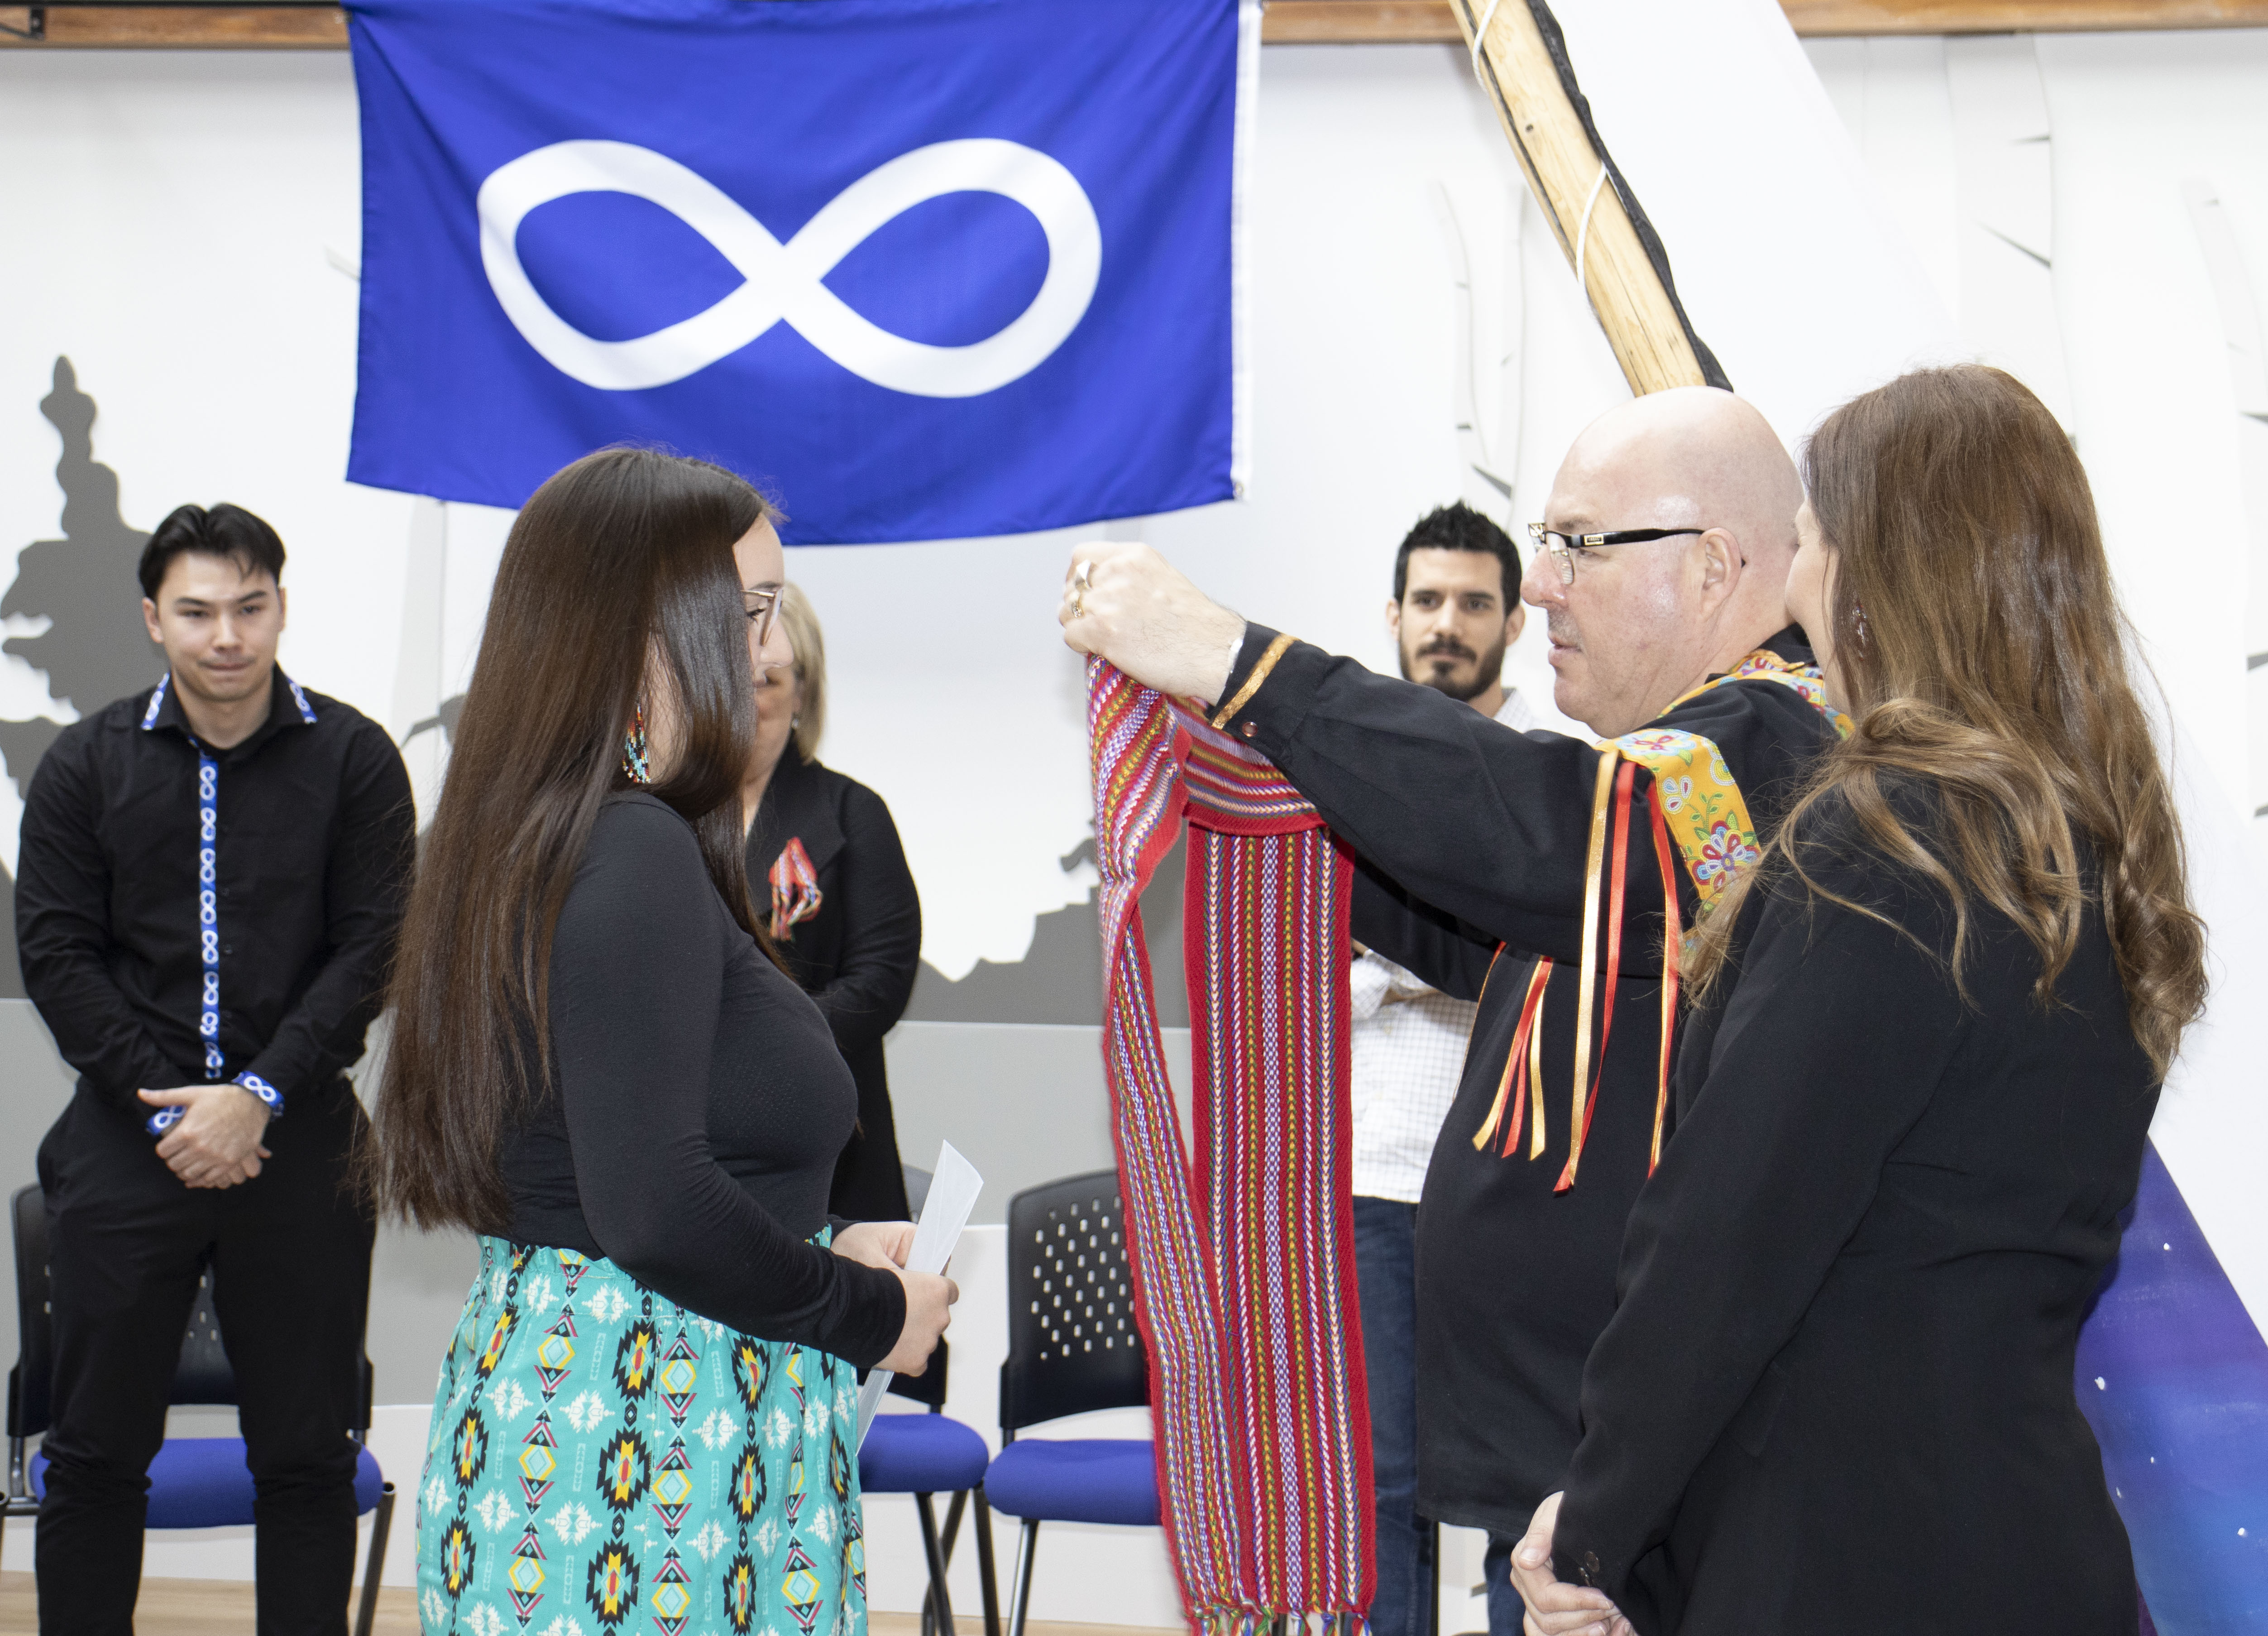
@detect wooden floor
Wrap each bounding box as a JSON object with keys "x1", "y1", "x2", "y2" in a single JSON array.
[
  {"x1": 0, "y1": 1573, "x2": 1175, "y2": 1636},
  {"x1": 0, "y1": 1574, "x2": 416, "y2": 1635}
]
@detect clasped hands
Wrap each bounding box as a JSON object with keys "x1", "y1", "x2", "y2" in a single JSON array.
[
  {"x1": 139, "y1": 1083, "x2": 272, "y2": 1190},
  {"x1": 833, "y1": 1219, "x2": 959, "y2": 1377},
  {"x1": 1058, "y1": 542, "x2": 1246, "y2": 703},
  {"x1": 1509, "y1": 1493, "x2": 1636, "y2": 1636}
]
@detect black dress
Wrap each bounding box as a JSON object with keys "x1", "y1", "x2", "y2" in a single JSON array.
[
  {"x1": 745, "y1": 753, "x2": 923, "y2": 1223},
  {"x1": 1550, "y1": 796, "x2": 2152, "y2": 1636},
  {"x1": 1214, "y1": 624, "x2": 1841, "y2": 1538}
]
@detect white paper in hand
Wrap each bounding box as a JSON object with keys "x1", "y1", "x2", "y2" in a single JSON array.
[{"x1": 855, "y1": 1141, "x2": 982, "y2": 1447}]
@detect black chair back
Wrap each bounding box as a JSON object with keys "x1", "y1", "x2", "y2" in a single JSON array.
[
  {"x1": 174, "y1": 1269, "x2": 236, "y2": 1407},
  {"x1": 998, "y1": 1170, "x2": 1148, "y2": 1437},
  {"x1": 888, "y1": 1338, "x2": 949, "y2": 1409},
  {"x1": 8, "y1": 1185, "x2": 51, "y2": 1442},
  {"x1": 7, "y1": 1183, "x2": 371, "y2": 1443}
]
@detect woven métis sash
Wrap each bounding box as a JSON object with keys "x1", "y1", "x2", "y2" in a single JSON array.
[{"x1": 1090, "y1": 659, "x2": 1373, "y2": 1633}]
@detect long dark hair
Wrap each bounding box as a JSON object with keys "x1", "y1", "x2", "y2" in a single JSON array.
[
  {"x1": 1688, "y1": 366, "x2": 2206, "y2": 1076},
  {"x1": 367, "y1": 447, "x2": 775, "y2": 1232}
]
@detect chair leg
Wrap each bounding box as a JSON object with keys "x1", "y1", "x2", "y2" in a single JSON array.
[
  {"x1": 1006, "y1": 1518, "x2": 1041, "y2": 1636},
  {"x1": 915, "y1": 1492, "x2": 957, "y2": 1636},
  {"x1": 925, "y1": 1491, "x2": 973, "y2": 1636},
  {"x1": 1428, "y1": 1520, "x2": 1442, "y2": 1636},
  {"x1": 972, "y1": 1487, "x2": 1001, "y2": 1636},
  {"x1": 353, "y1": 1482, "x2": 395, "y2": 1636}
]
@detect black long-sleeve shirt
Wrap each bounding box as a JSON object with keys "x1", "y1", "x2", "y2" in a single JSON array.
[
  {"x1": 499, "y1": 792, "x2": 907, "y2": 1366},
  {"x1": 15, "y1": 669, "x2": 415, "y2": 1120}
]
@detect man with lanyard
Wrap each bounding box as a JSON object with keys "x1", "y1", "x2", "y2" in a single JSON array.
[
  {"x1": 1356, "y1": 500, "x2": 1540, "y2": 1636},
  {"x1": 16, "y1": 502, "x2": 415, "y2": 1634},
  {"x1": 1059, "y1": 388, "x2": 1842, "y2": 1635}
]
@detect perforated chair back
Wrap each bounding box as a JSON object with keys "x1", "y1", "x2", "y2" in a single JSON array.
[
  {"x1": 173, "y1": 1269, "x2": 235, "y2": 1407},
  {"x1": 998, "y1": 1170, "x2": 1147, "y2": 1436},
  {"x1": 8, "y1": 1185, "x2": 50, "y2": 1441}
]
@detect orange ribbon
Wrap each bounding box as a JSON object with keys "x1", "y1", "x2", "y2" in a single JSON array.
[
  {"x1": 1472, "y1": 956, "x2": 1554, "y2": 1157},
  {"x1": 1557, "y1": 759, "x2": 1636, "y2": 1193}
]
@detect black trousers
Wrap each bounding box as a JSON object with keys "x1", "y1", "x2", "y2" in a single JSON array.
[{"x1": 33, "y1": 1078, "x2": 375, "y2": 1636}]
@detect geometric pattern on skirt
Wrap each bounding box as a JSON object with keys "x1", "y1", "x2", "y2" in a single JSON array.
[{"x1": 415, "y1": 1234, "x2": 866, "y2": 1636}]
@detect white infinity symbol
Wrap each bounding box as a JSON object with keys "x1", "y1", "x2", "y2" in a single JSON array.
[{"x1": 477, "y1": 138, "x2": 1103, "y2": 397}]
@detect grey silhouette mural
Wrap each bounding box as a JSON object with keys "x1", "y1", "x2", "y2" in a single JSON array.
[
  {"x1": 0, "y1": 359, "x2": 164, "y2": 998},
  {"x1": 903, "y1": 835, "x2": 1187, "y2": 1027}
]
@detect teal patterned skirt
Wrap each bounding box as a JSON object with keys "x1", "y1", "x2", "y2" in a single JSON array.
[{"x1": 416, "y1": 1234, "x2": 867, "y2": 1636}]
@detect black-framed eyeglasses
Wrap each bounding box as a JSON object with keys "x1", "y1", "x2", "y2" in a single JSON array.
[
  {"x1": 1527, "y1": 523, "x2": 1706, "y2": 586},
  {"x1": 745, "y1": 585, "x2": 781, "y2": 648}
]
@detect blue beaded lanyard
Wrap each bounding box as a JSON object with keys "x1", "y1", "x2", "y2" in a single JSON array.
[{"x1": 141, "y1": 671, "x2": 316, "y2": 1137}]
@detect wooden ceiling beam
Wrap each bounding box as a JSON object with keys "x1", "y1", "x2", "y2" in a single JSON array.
[
  {"x1": 3, "y1": 0, "x2": 2266, "y2": 49},
  {"x1": 0, "y1": 6, "x2": 349, "y2": 46},
  {"x1": 1776, "y1": 0, "x2": 2268, "y2": 32}
]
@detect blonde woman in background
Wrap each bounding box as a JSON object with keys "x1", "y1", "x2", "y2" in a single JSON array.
[{"x1": 743, "y1": 583, "x2": 925, "y2": 1225}]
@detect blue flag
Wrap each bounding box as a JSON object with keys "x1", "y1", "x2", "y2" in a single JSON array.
[{"x1": 344, "y1": 0, "x2": 1251, "y2": 543}]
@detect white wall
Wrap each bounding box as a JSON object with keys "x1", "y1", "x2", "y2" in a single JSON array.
[{"x1": 1804, "y1": 29, "x2": 2268, "y2": 830}]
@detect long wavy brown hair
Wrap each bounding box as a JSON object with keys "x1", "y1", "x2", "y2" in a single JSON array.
[
  {"x1": 365, "y1": 447, "x2": 775, "y2": 1233},
  {"x1": 1689, "y1": 365, "x2": 2206, "y2": 1077}
]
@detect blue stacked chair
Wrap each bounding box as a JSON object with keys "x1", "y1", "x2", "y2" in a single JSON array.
[
  {"x1": 858, "y1": 1350, "x2": 1000, "y2": 1636},
  {"x1": 983, "y1": 1170, "x2": 1157, "y2": 1636},
  {"x1": 2, "y1": 1184, "x2": 394, "y2": 1636}
]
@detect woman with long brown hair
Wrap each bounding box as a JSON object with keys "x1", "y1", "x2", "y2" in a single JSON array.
[
  {"x1": 1509, "y1": 366, "x2": 2207, "y2": 1636},
  {"x1": 364, "y1": 448, "x2": 953, "y2": 1634}
]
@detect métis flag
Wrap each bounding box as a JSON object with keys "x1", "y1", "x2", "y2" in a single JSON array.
[{"x1": 343, "y1": 0, "x2": 1253, "y2": 543}]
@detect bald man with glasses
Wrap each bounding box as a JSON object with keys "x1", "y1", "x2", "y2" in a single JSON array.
[{"x1": 1060, "y1": 388, "x2": 1846, "y2": 1636}]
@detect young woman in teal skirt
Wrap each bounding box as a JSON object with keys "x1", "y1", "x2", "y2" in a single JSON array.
[{"x1": 364, "y1": 449, "x2": 957, "y2": 1636}]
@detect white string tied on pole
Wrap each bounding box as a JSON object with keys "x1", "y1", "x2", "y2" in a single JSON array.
[
  {"x1": 1572, "y1": 160, "x2": 1611, "y2": 322},
  {"x1": 1468, "y1": 0, "x2": 1504, "y2": 84}
]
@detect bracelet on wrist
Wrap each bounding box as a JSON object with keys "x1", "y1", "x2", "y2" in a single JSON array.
[{"x1": 234, "y1": 1072, "x2": 286, "y2": 1118}]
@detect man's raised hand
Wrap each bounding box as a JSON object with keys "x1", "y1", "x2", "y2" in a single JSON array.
[{"x1": 1059, "y1": 542, "x2": 1247, "y2": 704}]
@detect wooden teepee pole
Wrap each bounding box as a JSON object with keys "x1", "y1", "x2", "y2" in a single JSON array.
[{"x1": 1452, "y1": 0, "x2": 1730, "y2": 396}]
